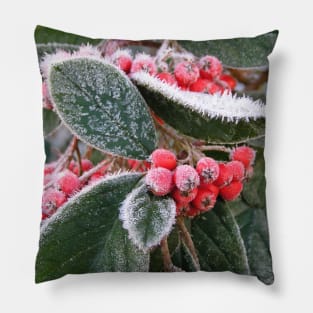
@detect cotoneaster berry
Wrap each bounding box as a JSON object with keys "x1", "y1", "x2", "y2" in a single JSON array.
[
  {"x1": 220, "y1": 74, "x2": 237, "y2": 90},
  {"x1": 44, "y1": 163, "x2": 55, "y2": 176},
  {"x1": 176, "y1": 202, "x2": 189, "y2": 216},
  {"x1": 172, "y1": 187, "x2": 198, "y2": 205},
  {"x1": 189, "y1": 78, "x2": 211, "y2": 93},
  {"x1": 196, "y1": 157, "x2": 219, "y2": 184},
  {"x1": 214, "y1": 163, "x2": 233, "y2": 187},
  {"x1": 42, "y1": 189, "x2": 66, "y2": 217},
  {"x1": 207, "y1": 82, "x2": 225, "y2": 94},
  {"x1": 111, "y1": 50, "x2": 133, "y2": 74},
  {"x1": 245, "y1": 165, "x2": 254, "y2": 179},
  {"x1": 151, "y1": 148, "x2": 177, "y2": 170},
  {"x1": 156, "y1": 72, "x2": 177, "y2": 86},
  {"x1": 219, "y1": 181, "x2": 243, "y2": 201},
  {"x1": 57, "y1": 171, "x2": 80, "y2": 196},
  {"x1": 174, "y1": 165, "x2": 200, "y2": 192},
  {"x1": 227, "y1": 161, "x2": 245, "y2": 182},
  {"x1": 130, "y1": 54, "x2": 157, "y2": 76},
  {"x1": 71, "y1": 159, "x2": 93, "y2": 175},
  {"x1": 145, "y1": 167, "x2": 173, "y2": 196},
  {"x1": 230, "y1": 146, "x2": 256, "y2": 169},
  {"x1": 198, "y1": 55, "x2": 223, "y2": 79},
  {"x1": 199, "y1": 182, "x2": 219, "y2": 197},
  {"x1": 174, "y1": 61, "x2": 199, "y2": 87},
  {"x1": 191, "y1": 189, "x2": 217, "y2": 212},
  {"x1": 186, "y1": 205, "x2": 200, "y2": 217}
]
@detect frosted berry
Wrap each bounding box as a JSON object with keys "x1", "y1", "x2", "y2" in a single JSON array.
[
  {"x1": 199, "y1": 182, "x2": 219, "y2": 197},
  {"x1": 219, "y1": 181, "x2": 243, "y2": 201},
  {"x1": 57, "y1": 171, "x2": 80, "y2": 196},
  {"x1": 174, "y1": 165, "x2": 200, "y2": 192},
  {"x1": 150, "y1": 148, "x2": 177, "y2": 170},
  {"x1": 220, "y1": 74, "x2": 237, "y2": 90},
  {"x1": 89, "y1": 173, "x2": 104, "y2": 184},
  {"x1": 186, "y1": 205, "x2": 200, "y2": 217},
  {"x1": 214, "y1": 163, "x2": 233, "y2": 187},
  {"x1": 196, "y1": 157, "x2": 219, "y2": 184},
  {"x1": 156, "y1": 72, "x2": 177, "y2": 86},
  {"x1": 111, "y1": 50, "x2": 132, "y2": 73},
  {"x1": 72, "y1": 159, "x2": 93, "y2": 175},
  {"x1": 42, "y1": 189, "x2": 66, "y2": 217},
  {"x1": 189, "y1": 78, "x2": 211, "y2": 92},
  {"x1": 130, "y1": 54, "x2": 157, "y2": 76},
  {"x1": 145, "y1": 168, "x2": 173, "y2": 196},
  {"x1": 207, "y1": 82, "x2": 225, "y2": 94},
  {"x1": 230, "y1": 146, "x2": 256, "y2": 169},
  {"x1": 191, "y1": 189, "x2": 217, "y2": 212},
  {"x1": 172, "y1": 187, "x2": 198, "y2": 205},
  {"x1": 176, "y1": 202, "x2": 189, "y2": 216},
  {"x1": 44, "y1": 163, "x2": 55, "y2": 176},
  {"x1": 174, "y1": 61, "x2": 199, "y2": 86},
  {"x1": 227, "y1": 161, "x2": 245, "y2": 182},
  {"x1": 198, "y1": 55, "x2": 223, "y2": 79}
]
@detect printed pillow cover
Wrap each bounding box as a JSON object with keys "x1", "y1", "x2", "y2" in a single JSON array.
[{"x1": 35, "y1": 25, "x2": 278, "y2": 284}]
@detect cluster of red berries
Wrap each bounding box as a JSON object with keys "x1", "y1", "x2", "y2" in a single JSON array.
[
  {"x1": 110, "y1": 51, "x2": 236, "y2": 94},
  {"x1": 42, "y1": 158, "x2": 109, "y2": 220},
  {"x1": 145, "y1": 147, "x2": 255, "y2": 217}
]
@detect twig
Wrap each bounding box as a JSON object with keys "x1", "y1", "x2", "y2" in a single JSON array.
[
  {"x1": 199, "y1": 145, "x2": 232, "y2": 153},
  {"x1": 160, "y1": 237, "x2": 174, "y2": 272},
  {"x1": 75, "y1": 145, "x2": 82, "y2": 176}
]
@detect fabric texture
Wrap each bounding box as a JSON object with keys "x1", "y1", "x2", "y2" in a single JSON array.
[{"x1": 35, "y1": 25, "x2": 278, "y2": 284}]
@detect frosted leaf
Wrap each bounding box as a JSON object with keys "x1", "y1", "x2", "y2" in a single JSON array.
[
  {"x1": 48, "y1": 58, "x2": 157, "y2": 159},
  {"x1": 119, "y1": 184, "x2": 176, "y2": 251}
]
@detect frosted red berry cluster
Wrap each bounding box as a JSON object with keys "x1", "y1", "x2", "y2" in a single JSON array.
[
  {"x1": 110, "y1": 51, "x2": 237, "y2": 94},
  {"x1": 145, "y1": 147, "x2": 255, "y2": 218}
]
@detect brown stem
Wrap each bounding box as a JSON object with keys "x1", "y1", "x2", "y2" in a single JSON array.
[
  {"x1": 176, "y1": 216, "x2": 200, "y2": 271},
  {"x1": 160, "y1": 237, "x2": 174, "y2": 272},
  {"x1": 199, "y1": 145, "x2": 232, "y2": 154},
  {"x1": 83, "y1": 146, "x2": 93, "y2": 159},
  {"x1": 75, "y1": 145, "x2": 82, "y2": 176}
]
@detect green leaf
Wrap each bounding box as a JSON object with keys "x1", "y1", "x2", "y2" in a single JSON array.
[
  {"x1": 132, "y1": 73, "x2": 265, "y2": 143},
  {"x1": 43, "y1": 108, "x2": 61, "y2": 137},
  {"x1": 35, "y1": 172, "x2": 148, "y2": 283},
  {"x1": 49, "y1": 58, "x2": 157, "y2": 159},
  {"x1": 178, "y1": 30, "x2": 278, "y2": 68},
  {"x1": 236, "y1": 209, "x2": 274, "y2": 285},
  {"x1": 119, "y1": 184, "x2": 176, "y2": 251},
  {"x1": 191, "y1": 200, "x2": 250, "y2": 274}
]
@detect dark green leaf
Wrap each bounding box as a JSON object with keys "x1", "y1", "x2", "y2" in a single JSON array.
[
  {"x1": 35, "y1": 173, "x2": 148, "y2": 283},
  {"x1": 133, "y1": 73, "x2": 265, "y2": 143},
  {"x1": 191, "y1": 200, "x2": 250, "y2": 274},
  {"x1": 43, "y1": 108, "x2": 61, "y2": 137},
  {"x1": 49, "y1": 58, "x2": 157, "y2": 159},
  {"x1": 178, "y1": 30, "x2": 278, "y2": 68},
  {"x1": 236, "y1": 209, "x2": 274, "y2": 285},
  {"x1": 119, "y1": 184, "x2": 176, "y2": 251}
]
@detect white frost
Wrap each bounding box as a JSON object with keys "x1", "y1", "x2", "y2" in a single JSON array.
[{"x1": 131, "y1": 72, "x2": 265, "y2": 122}]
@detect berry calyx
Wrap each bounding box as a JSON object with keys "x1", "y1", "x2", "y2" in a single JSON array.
[
  {"x1": 214, "y1": 163, "x2": 233, "y2": 187},
  {"x1": 230, "y1": 146, "x2": 256, "y2": 169},
  {"x1": 191, "y1": 189, "x2": 217, "y2": 212},
  {"x1": 219, "y1": 181, "x2": 243, "y2": 201},
  {"x1": 131, "y1": 54, "x2": 157, "y2": 76},
  {"x1": 196, "y1": 157, "x2": 219, "y2": 184},
  {"x1": 174, "y1": 61, "x2": 199, "y2": 86},
  {"x1": 172, "y1": 187, "x2": 198, "y2": 205},
  {"x1": 150, "y1": 148, "x2": 177, "y2": 170},
  {"x1": 57, "y1": 171, "x2": 80, "y2": 196},
  {"x1": 145, "y1": 168, "x2": 173, "y2": 196},
  {"x1": 174, "y1": 165, "x2": 200, "y2": 192},
  {"x1": 42, "y1": 189, "x2": 66, "y2": 217},
  {"x1": 156, "y1": 72, "x2": 177, "y2": 86},
  {"x1": 198, "y1": 55, "x2": 223, "y2": 79},
  {"x1": 226, "y1": 161, "x2": 245, "y2": 182}
]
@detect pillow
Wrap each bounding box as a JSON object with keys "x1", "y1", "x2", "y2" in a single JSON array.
[{"x1": 35, "y1": 25, "x2": 278, "y2": 284}]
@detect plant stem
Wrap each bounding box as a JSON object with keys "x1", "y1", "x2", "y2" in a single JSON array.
[
  {"x1": 176, "y1": 216, "x2": 200, "y2": 271},
  {"x1": 199, "y1": 145, "x2": 232, "y2": 153},
  {"x1": 79, "y1": 158, "x2": 112, "y2": 183},
  {"x1": 160, "y1": 237, "x2": 174, "y2": 272},
  {"x1": 75, "y1": 145, "x2": 82, "y2": 176}
]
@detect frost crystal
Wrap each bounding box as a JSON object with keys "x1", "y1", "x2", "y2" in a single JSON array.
[
  {"x1": 119, "y1": 185, "x2": 176, "y2": 251},
  {"x1": 131, "y1": 72, "x2": 265, "y2": 122}
]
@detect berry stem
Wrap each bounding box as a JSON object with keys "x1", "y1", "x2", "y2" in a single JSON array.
[
  {"x1": 199, "y1": 145, "x2": 232, "y2": 153},
  {"x1": 75, "y1": 145, "x2": 82, "y2": 176},
  {"x1": 176, "y1": 216, "x2": 200, "y2": 271},
  {"x1": 83, "y1": 146, "x2": 93, "y2": 159},
  {"x1": 160, "y1": 237, "x2": 174, "y2": 272}
]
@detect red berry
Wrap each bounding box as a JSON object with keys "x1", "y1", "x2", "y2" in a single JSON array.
[
  {"x1": 196, "y1": 157, "x2": 219, "y2": 184},
  {"x1": 230, "y1": 146, "x2": 256, "y2": 169},
  {"x1": 172, "y1": 187, "x2": 198, "y2": 205},
  {"x1": 226, "y1": 161, "x2": 245, "y2": 182},
  {"x1": 186, "y1": 205, "x2": 200, "y2": 217},
  {"x1": 219, "y1": 181, "x2": 243, "y2": 201},
  {"x1": 145, "y1": 168, "x2": 173, "y2": 196},
  {"x1": 191, "y1": 189, "x2": 217, "y2": 212},
  {"x1": 189, "y1": 78, "x2": 211, "y2": 93},
  {"x1": 245, "y1": 165, "x2": 254, "y2": 179},
  {"x1": 44, "y1": 163, "x2": 55, "y2": 176},
  {"x1": 57, "y1": 171, "x2": 80, "y2": 196},
  {"x1": 199, "y1": 182, "x2": 219, "y2": 197},
  {"x1": 72, "y1": 159, "x2": 93, "y2": 175},
  {"x1": 207, "y1": 82, "x2": 225, "y2": 94},
  {"x1": 198, "y1": 55, "x2": 223, "y2": 79},
  {"x1": 111, "y1": 50, "x2": 133, "y2": 74},
  {"x1": 220, "y1": 74, "x2": 237, "y2": 90},
  {"x1": 156, "y1": 72, "x2": 177, "y2": 86},
  {"x1": 174, "y1": 61, "x2": 199, "y2": 86},
  {"x1": 131, "y1": 54, "x2": 157, "y2": 76},
  {"x1": 150, "y1": 149, "x2": 177, "y2": 170},
  {"x1": 214, "y1": 163, "x2": 233, "y2": 187},
  {"x1": 178, "y1": 84, "x2": 189, "y2": 91},
  {"x1": 176, "y1": 202, "x2": 189, "y2": 216},
  {"x1": 89, "y1": 173, "x2": 104, "y2": 184},
  {"x1": 42, "y1": 189, "x2": 66, "y2": 217},
  {"x1": 173, "y1": 165, "x2": 200, "y2": 192}
]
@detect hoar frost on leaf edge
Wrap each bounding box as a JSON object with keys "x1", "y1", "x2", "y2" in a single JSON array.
[{"x1": 131, "y1": 72, "x2": 265, "y2": 122}]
